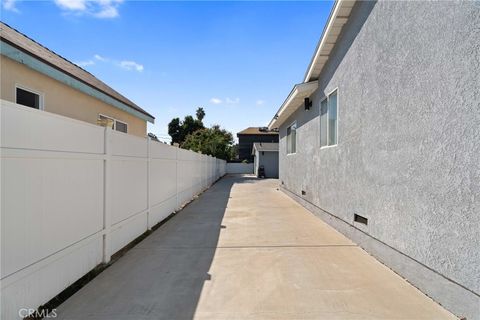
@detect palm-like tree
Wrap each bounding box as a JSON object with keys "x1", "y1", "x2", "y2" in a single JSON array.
[{"x1": 196, "y1": 107, "x2": 206, "y2": 122}]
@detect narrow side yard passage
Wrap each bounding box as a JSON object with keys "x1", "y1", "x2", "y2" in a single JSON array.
[{"x1": 56, "y1": 175, "x2": 456, "y2": 320}]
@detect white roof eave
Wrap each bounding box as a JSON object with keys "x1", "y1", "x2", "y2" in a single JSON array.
[
  {"x1": 268, "y1": 81, "x2": 318, "y2": 130},
  {"x1": 303, "y1": 0, "x2": 355, "y2": 82},
  {"x1": 267, "y1": 0, "x2": 356, "y2": 130}
]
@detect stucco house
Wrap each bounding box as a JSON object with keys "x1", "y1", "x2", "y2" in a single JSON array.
[
  {"x1": 0, "y1": 22, "x2": 154, "y2": 137},
  {"x1": 268, "y1": 1, "x2": 479, "y2": 319},
  {"x1": 252, "y1": 142, "x2": 279, "y2": 178}
]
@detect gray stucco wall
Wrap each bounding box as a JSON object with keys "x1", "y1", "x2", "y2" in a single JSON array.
[
  {"x1": 255, "y1": 150, "x2": 279, "y2": 178},
  {"x1": 278, "y1": 1, "x2": 480, "y2": 319}
]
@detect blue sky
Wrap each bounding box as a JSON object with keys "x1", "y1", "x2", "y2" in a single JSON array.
[{"x1": 1, "y1": 0, "x2": 332, "y2": 142}]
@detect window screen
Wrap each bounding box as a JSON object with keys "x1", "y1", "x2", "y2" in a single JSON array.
[
  {"x1": 320, "y1": 99, "x2": 328, "y2": 147},
  {"x1": 328, "y1": 90, "x2": 337, "y2": 145},
  {"x1": 320, "y1": 89, "x2": 338, "y2": 147},
  {"x1": 115, "y1": 121, "x2": 128, "y2": 133},
  {"x1": 286, "y1": 122, "x2": 297, "y2": 154}
]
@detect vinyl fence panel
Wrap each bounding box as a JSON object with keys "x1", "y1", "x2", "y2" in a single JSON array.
[{"x1": 0, "y1": 100, "x2": 226, "y2": 320}]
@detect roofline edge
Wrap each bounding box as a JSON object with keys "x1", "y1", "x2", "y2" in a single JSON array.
[{"x1": 1, "y1": 40, "x2": 154, "y2": 124}]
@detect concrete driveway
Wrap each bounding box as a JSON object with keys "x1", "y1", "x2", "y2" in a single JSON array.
[{"x1": 56, "y1": 175, "x2": 456, "y2": 320}]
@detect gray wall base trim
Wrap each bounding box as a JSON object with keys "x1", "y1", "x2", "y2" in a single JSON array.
[{"x1": 281, "y1": 186, "x2": 480, "y2": 320}]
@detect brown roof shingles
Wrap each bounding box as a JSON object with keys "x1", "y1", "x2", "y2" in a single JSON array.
[
  {"x1": 237, "y1": 127, "x2": 279, "y2": 135},
  {"x1": 0, "y1": 22, "x2": 154, "y2": 121}
]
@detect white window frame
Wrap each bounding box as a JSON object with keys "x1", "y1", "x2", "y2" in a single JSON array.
[
  {"x1": 99, "y1": 114, "x2": 129, "y2": 133},
  {"x1": 286, "y1": 120, "x2": 297, "y2": 155},
  {"x1": 319, "y1": 88, "x2": 338, "y2": 149},
  {"x1": 15, "y1": 84, "x2": 45, "y2": 110}
]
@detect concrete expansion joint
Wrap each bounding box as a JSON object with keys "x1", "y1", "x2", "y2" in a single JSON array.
[
  {"x1": 53, "y1": 177, "x2": 462, "y2": 319},
  {"x1": 132, "y1": 244, "x2": 359, "y2": 250}
]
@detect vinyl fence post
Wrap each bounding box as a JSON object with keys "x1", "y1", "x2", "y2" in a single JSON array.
[
  {"x1": 102, "y1": 127, "x2": 112, "y2": 263},
  {"x1": 147, "y1": 138, "x2": 152, "y2": 230},
  {"x1": 175, "y1": 146, "x2": 179, "y2": 210}
]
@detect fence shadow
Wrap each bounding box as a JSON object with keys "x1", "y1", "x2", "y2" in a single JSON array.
[{"x1": 56, "y1": 175, "x2": 250, "y2": 320}]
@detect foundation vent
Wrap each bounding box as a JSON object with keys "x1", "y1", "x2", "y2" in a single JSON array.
[{"x1": 354, "y1": 214, "x2": 368, "y2": 225}]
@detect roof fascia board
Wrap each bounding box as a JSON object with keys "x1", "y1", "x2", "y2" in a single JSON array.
[
  {"x1": 268, "y1": 81, "x2": 318, "y2": 129},
  {"x1": 267, "y1": 85, "x2": 297, "y2": 129},
  {"x1": 303, "y1": 0, "x2": 349, "y2": 82},
  {"x1": 1, "y1": 40, "x2": 154, "y2": 123},
  {"x1": 237, "y1": 132, "x2": 278, "y2": 136}
]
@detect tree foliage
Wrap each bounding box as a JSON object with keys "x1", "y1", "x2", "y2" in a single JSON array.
[
  {"x1": 196, "y1": 107, "x2": 205, "y2": 122},
  {"x1": 182, "y1": 125, "x2": 234, "y2": 160},
  {"x1": 167, "y1": 117, "x2": 182, "y2": 144},
  {"x1": 168, "y1": 108, "x2": 235, "y2": 160},
  {"x1": 168, "y1": 114, "x2": 204, "y2": 145}
]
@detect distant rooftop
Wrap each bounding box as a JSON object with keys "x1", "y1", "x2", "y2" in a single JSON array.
[{"x1": 237, "y1": 127, "x2": 279, "y2": 135}]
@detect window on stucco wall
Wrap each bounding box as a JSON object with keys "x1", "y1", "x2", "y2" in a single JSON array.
[
  {"x1": 320, "y1": 89, "x2": 338, "y2": 147},
  {"x1": 286, "y1": 121, "x2": 297, "y2": 154}
]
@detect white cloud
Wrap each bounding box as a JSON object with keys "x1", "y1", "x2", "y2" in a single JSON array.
[
  {"x1": 256, "y1": 99, "x2": 265, "y2": 106},
  {"x1": 210, "y1": 98, "x2": 223, "y2": 105},
  {"x1": 54, "y1": 0, "x2": 123, "y2": 19},
  {"x1": 2, "y1": 0, "x2": 19, "y2": 12},
  {"x1": 226, "y1": 97, "x2": 240, "y2": 104},
  {"x1": 209, "y1": 97, "x2": 241, "y2": 105},
  {"x1": 94, "y1": 5, "x2": 118, "y2": 18},
  {"x1": 54, "y1": 0, "x2": 86, "y2": 10},
  {"x1": 76, "y1": 54, "x2": 144, "y2": 72},
  {"x1": 75, "y1": 60, "x2": 95, "y2": 67},
  {"x1": 119, "y1": 60, "x2": 144, "y2": 72},
  {"x1": 94, "y1": 54, "x2": 107, "y2": 61}
]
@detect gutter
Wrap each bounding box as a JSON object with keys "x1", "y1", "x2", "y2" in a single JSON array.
[
  {"x1": 268, "y1": 0, "x2": 355, "y2": 130},
  {"x1": 0, "y1": 39, "x2": 155, "y2": 123}
]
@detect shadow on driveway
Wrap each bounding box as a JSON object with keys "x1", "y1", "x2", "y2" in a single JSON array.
[
  {"x1": 55, "y1": 174, "x2": 456, "y2": 320},
  {"x1": 55, "y1": 175, "x2": 255, "y2": 320}
]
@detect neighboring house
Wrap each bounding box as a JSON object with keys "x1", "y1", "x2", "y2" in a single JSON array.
[
  {"x1": 252, "y1": 142, "x2": 279, "y2": 178},
  {"x1": 268, "y1": 1, "x2": 479, "y2": 320},
  {"x1": 0, "y1": 22, "x2": 154, "y2": 137},
  {"x1": 237, "y1": 127, "x2": 278, "y2": 162}
]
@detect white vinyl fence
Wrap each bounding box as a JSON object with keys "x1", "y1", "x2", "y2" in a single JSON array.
[
  {"x1": 226, "y1": 162, "x2": 254, "y2": 174},
  {"x1": 0, "y1": 100, "x2": 226, "y2": 319}
]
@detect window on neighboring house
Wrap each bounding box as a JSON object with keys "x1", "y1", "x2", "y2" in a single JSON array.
[
  {"x1": 115, "y1": 120, "x2": 128, "y2": 133},
  {"x1": 320, "y1": 89, "x2": 338, "y2": 147},
  {"x1": 98, "y1": 114, "x2": 128, "y2": 133},
  {"x1": 16, "y1": 86, "x2": 42, "y2": 109},
  {"x1": 286, "y1": 122, "x2": 297, "y2": 154},
  {"x1": 98, "y1": 114, "x2": 115, "y2": 129}
]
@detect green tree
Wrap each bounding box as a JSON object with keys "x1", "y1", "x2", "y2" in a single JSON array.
[
  {"x1": 167, "y1": 117, "x2": 182, "y2": 144},
  {"x1": 182, "y1": 125, "x2": 235, "y2": 160},
  {"x1": 182, "y1": 115, "x2": 204, "y2": 138},
  {"x1": 168, "y1": 114, "x2": 204, "y2": 145},
  {"x1": 196, "y1": 107, "x2": 205, "y2": 122}
]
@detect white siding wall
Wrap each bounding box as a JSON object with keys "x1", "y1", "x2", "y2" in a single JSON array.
[{"x1": 0, "y1": 100, "x2": 226, "y2": 320}]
